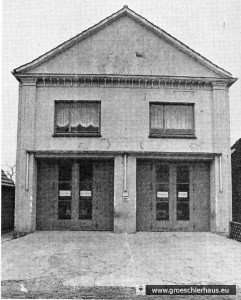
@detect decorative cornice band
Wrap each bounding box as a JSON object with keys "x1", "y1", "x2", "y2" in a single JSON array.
[
  {"x1": 20, "y1": 77, "x2": 37, "y2": 86},
  {"x1": 211, "y1": 82, "x2": 229, "y2": 90},
  {"x1": 15, "y1": 74, "x2": 237, "y2": 90}
]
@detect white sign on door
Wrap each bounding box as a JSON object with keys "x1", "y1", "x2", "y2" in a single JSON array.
[
  {"x1": 178, "y1": 192, "x2": 188, "y2": 198},
  {"x1": 80, "y1": 190, "x2": 91, "y2": 197},
  {"x1": 59, "y1": 190, "x2": 71, "y2": 197},
  {"x1": 157, "y1": 191, "x2": 168, "y2": 198}
]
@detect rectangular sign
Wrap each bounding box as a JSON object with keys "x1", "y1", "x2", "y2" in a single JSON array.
[
  {"x1": 59, "y1": 190, "x2": 71, "y2": 197},
  {"x1": 178, "y1": 192, "x2": 188, "y2": 198},
  {"x1": 157, "y1": 192, "x2": 168, "y2": 198},
  {"x1": 145, "y1": 285, "x2": 236, "y2": 296},
  {"x1": 80, "y1": 190, "x2": 91, "y2": 197}
]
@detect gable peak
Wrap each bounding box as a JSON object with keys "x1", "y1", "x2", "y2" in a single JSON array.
[{"x1": 13, "y1": 5, "x2": 234, "y2": 80}]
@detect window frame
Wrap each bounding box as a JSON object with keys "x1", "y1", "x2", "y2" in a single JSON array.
[
  {"x1": 149, "y1": 102, "x2": 196, "y2": 138},
  {"x1": 53, "y1": 100, "x2": 101, "y2": 137}
]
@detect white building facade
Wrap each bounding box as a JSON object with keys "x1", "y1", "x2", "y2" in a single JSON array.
[{"x1": 13, "y1": 6, "x2": 236, "y2": 233}]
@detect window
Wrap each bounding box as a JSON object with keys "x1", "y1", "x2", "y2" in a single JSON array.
[
  {"x1": 156, "y1": 164, "x2": 169, "y2": 221},
  {"x1": 54, "y1": 101, "x2": 100, "y2": 136},
  {"x1": 176, "y1": 165, "x2": 190, "y2": 221},
  {"x1": 150, "y1": 103, "x2": 194, "y2": 137},
  {"x1": 79, "y1": 161, "x2": 93, "y2": 220},
  {"x1": 58, "y1": 161, "x2": 72, "y2": 219}
]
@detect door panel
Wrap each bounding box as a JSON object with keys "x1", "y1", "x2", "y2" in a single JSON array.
[
  {"x1": 173, "y1": 164, "x2": 193, "y2": 231},
  {"x1": 136, "y1": 161, "x2": 153, "y2": 231},
  {"x1": 152, "y1": 163, "x2": 173, "y2": 231},
  {"x1": 192, "y1": 163, "x2": 210, "y2": 231},
  {"x1": 36, "y1": 160, "x2": 58, "y2": 230},
  {"x1": 37, "y1": 159, "x2": 114, "y2": 231},
  {"x1": 137, "y1": 160, "x2": 210, "y2": 232},
  {"x1": 77, "y1": 160, "x2": 96, "y2": 230},
  {"x1": 93, "y1": 160, "x2": 114, "y2": 231}
]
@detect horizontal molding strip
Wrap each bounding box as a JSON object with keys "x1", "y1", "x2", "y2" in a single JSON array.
[
  {"x1": 16, "y1": 74, "x2": 236, "y2": 89},
  {"x1": 28, "y1": 150, "x2": 221, "y2": 161}
]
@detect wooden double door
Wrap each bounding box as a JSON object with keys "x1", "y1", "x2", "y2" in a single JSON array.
[
  {"x1": 137, "y1": 160, "x2": 210, "y2": 232},
  {"x1": 36, "y1": 158, "x2": 114, "y2": 231}
]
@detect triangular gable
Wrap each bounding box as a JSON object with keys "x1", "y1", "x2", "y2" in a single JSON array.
[
  {"x1": 13, "y1": 6, "x2": 233, "y2": 78},
  {"x1": 1, "y1": 170, "x2": 15, "y2": 187}
]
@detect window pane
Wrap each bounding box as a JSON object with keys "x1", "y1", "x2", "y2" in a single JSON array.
[
  {"x1": 79, "y1": 161, "x2": 93, "y2": 183},
  {"x1": 55, "y1": 103, "x2": 69, "y2": 132},
  {"x1": 79, "y1": 161, "x2": 93, "y2": 220},
  {"x1": 156, "y1": 202, "x2": 169, "y2": 220},
  {"x1": 58, "y1": 201, "x2": 71, "y2": 219},
  {"x1": 156, "y1": 165, "x2": 169, "y2": 221},
  {"x1": 156, "y1": 183, "x2": 169, "y2": 193},
  {"x1": 59, "y1": 161, "x2": 72, "y2": 181},
  {"x1": 177, "y1": 202, "x2": 189, "y2": 220},
  {"x1": 150, "y1": 104, "x2": 164, "y2": 130},
  {"x1": 177, "y1": 165, "x2": 189, "y2": 183},
  {"x1": 58, "y1": 161, "x2": 72, "y2": 220},
  {"x1": 70, "y1": 102, "x2": 100, "y2": 132},
  {"x1": 59, "y1": 182, "x2": 71, "y2": 191},
  {"x1": 156, "y1": 184, "x2": 169, "y2": 202},
  {"x1": 165, "y1": 105, "x2": 193, "y2": 130},
  {"x1": 156, "y1": 164, "x2": 169, "y2": 183},
  {"x1": 150, "y1": 103, "x2": 194, "y2": 135},
  {"x1": 176, "y1": 165, "x2": 190, "y2": 220},
  {"x1": 79, "y1": 198, "x2": 92, "y2": 220}
]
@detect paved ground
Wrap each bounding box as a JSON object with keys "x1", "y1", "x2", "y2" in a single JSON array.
[{"x1": 1, "y1": 231, "x2": 241, "y2": 299}]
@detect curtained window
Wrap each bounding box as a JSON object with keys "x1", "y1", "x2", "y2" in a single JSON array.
[
  {"x1": 55, "y1": 101, "x2": 100, "y2": 135},
  {"x1": 150, "y1": 103, "x2": 194, "y2": 136}
]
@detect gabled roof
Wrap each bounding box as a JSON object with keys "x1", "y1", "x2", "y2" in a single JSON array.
[
  {"x1": 1, "y1": 170, "x2": 15, "y2": 187},
  {"x1": 13, "y1": 5, "x2": 233, "y2": 78}
]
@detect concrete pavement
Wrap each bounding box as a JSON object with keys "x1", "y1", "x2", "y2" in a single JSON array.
[
  {"x1": 2, "y1": 231, "x2": 241, "y2": 287},
  {"x1": 1, "y1": 231, "x2": 241, "y2": 298}
]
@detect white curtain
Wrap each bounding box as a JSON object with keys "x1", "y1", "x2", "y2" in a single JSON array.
[
  {"x1": 56, "y1": 104, "x2": 69, "y2": 128},
  {"x1": 151, "y1": 104, "x2": 164, "y2": 129},
  {"x1": 70, "y1": 102, "x2": 99, "y2": 128},
  {"x1": 165, "y1": 105, "x2": 193, "y2": 130}
]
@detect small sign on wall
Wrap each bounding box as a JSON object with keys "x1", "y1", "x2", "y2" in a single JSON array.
[
  {"x1": 122, "y1": 191, "x2": 130, "y2": 202},
  {"x1": 178, "y1": 192, "x2": 188, "y2": 198},
  {"x1": 59, "y1": 190, "x2": 71, "y2": 197},
  {"x1": 157, "y1": 192, "x2": 168, "y2": 198},
  {"x1": 80, "y1": 191, "x2": 91, "y2": 197}
]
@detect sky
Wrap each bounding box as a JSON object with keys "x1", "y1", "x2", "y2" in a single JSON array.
[{"x1": 2, "y1": 0, "x2": 241, "y2": 167}]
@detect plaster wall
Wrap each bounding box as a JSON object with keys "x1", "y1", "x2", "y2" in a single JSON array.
[
  {"x1": 211, "y1": 86, "x2": 232, "y2": 233},
  {"x1": 15, "y1": 81, "x2": 232, "y2": 233},
  {"x1": 30, "y1": 16, "x2": 219, "y2": 78},
  {"x1": 15, "y1": 83, "x2": 37, "y2": 232},
  {"x1": 35, "y1": 86, "x2": 213, "y2": 153},
  {"x1": 114, "y1": 156, "x2": 136, "y2": 233}
]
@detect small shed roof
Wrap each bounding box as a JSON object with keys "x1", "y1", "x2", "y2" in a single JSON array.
[
  {"x1": 231, "y1": 138, "x2": 241, "y2": 152},
  {"x1": 1, "y1": 170, "x2": 15, "y2": 187}
]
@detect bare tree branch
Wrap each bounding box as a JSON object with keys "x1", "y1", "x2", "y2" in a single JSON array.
[{"x1": 2, "y1": 163, "x2": 16, "y2": 182}]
